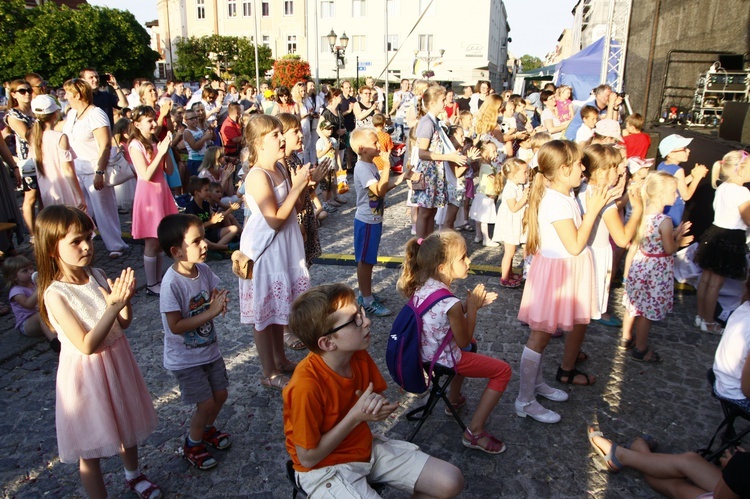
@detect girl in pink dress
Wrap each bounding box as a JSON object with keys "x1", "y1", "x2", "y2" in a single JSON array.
[
  {"x1": 516, "y1": 140, "x2": 612, "y2": 424},
  {"x1": 128, "y1": 106, "x2": 178, "y2": 297},
  {"x1": 36, "y1": 205, "x2": 160, "y2": 498}
]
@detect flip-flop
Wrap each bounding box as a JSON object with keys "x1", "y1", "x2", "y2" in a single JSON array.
[{"x1": 587, "y1": 426, "x2": 622, "y2": 473}]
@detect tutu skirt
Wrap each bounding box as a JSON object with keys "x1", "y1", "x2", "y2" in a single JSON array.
[
  {"x1": 518, "y1": 250, "x2": 599, "y2": 333},
  {"x1": 694, "y1": 225, "x2": 747, "y2": 279}
]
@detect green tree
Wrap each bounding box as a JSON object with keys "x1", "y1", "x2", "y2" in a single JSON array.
[
  {"x1": 0, "y1": 2, "x2": 159, "y2": 86},
  {"x1": 173, "y1": 35, "x2": 273, "y2": 82},
  {"x1": 519, "y1": 54, "x2": 544, "y2": 72}
]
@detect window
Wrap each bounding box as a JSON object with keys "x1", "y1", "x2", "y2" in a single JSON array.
[
  {"x1": 351, "y1": 35, "x2": 366, "y2": 52},
  {"x1": 242, "y1": 0, "x2": 251, "y2": 16},
  {"x1": 321, "y1": 0, "x2": 334, "y2": 17},
  {"x1": 262, "y1": 1, "x2": 269, "y2": 16},
  {"x1": 418, "y1": 0, "x2": 435, "y2": 16},
  {"x1": 157, "y1": 62, "x2": 166, "y2": 79},
  {"x1": 287, "y1": 35, "x2": 297, "y2": 54},
  {"x1": 262, "y1": 35, "x2": 270, "y2": 47},
  {"x1": 386, "y1": 0, "x2": 399, "y2": 16},
  {"x1": 386, "y1": 34, "x2": 398, "y2": 52},
  {"x1": 321, "y1": 35, "x2": 330, "y2": 53},
  {"x1": 284, "y1": 0, "x2": 294, "y2": 15},
  {"x1": 228, "y1": 0, "x2": 237, "y2": 17},
  {"x1": 417, "y1": 34, "x2": 433, "y2": 52},
  {"x1": 196, "y1": 0, "x2": 205, "y2": 19},
  {"x1": 352, "y1": 0, "x2": 365, "y2": 17}
]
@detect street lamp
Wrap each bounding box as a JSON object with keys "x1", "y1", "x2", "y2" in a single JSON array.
[
  {"x1": 327, "y1": 29, "x2": 349, "y2": 88},
  {"x1": 414, "y1": 48, "x2": 445, "y2": 79}
]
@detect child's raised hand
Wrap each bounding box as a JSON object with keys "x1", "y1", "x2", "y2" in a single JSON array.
[
  {"x1": 157, "y1": 133, "x2": 172, "y2": 155},
  {"x1": 291, "y1": 163, "x2": 311, "y2": 190},
  {"x1": 692, "y1": 163, "x2": 708, "y2": 180},
  {"x1": 208, "y1": 289, "x2": 230, "y2": 317},
  {"x1": 586, "y1": 184, "x2": 614, "y2": 214},
  {"x1": 352, "y1": 383, "x2": 398, "y2": 422},
  {"x1": 101, "y1": 268, "x2": 136, "y2": 310},
  {"x1": 209, "y1": 211, "x2": 225, "y2": 224},
  {"x1": 449, "y1": 153, "x2": 467, "y2": 166},
  {"x1": 467, "y1": 283, "x2": 497, "y2": 312},
  {"x1": 228, "y1": 201, "x2": 241, "y2": 211},
  {"x1": 466, "y1": 147, "x2": 481, "y2": 161}
]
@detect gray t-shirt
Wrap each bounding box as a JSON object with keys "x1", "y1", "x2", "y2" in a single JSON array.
[
  {"x1": 161, "y1": 263, "x2": 222, "y2": 371},
  {"x1": 353, "y1": 160, "x2": 383, "y2": 224}
]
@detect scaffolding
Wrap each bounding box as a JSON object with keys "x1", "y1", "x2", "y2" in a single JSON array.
[{"x1": 600, "y1": 0, "x2": 632, "y2": 92}]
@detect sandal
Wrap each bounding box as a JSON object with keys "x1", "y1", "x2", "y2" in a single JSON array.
[
  {"x1": 277, "y1": 360, "x2": 298, "y2": 374},
  {"x1": 444, "y1": 394, "x2": 466, "y2": 415},
  {"x1": 556, "y1": 366, "x2": 595, "y2": 386},
  {"x1": 576, "y1": 350, "x2": 589, "y2": 364},
  {"x1": 284, "y1": 337, "x2": 307, "y2": 351},
  {"x1": 109, "y1": 250, "x2": 123, "y2": 259},
  {"x1": 126, "y1": 473, "x2": 162, "y2": 499},
  {"x1": 181, "y1": 441, "x2": 217, "y2": 470},
  {"x1": 618, "y1": 337, "x2": 635, "y2": 350},
  {"x1": 203, "y1": 425, "x2": 231, "y2": 450},
  {"x1": 700, "y1": 321, "x2": 724, "y2": 335},
  {"x1": 462, "y1": 428, "x2": 506, "y2": 455},
  {"x1": 624, "y1": 433, "x2": 658, "y2": 451},
  {"x1": 631, "y1": 347, "x2": 662, "y2": 363},
  {"x1": 587, "y1": 426, "x2": 622, "y2": 473},
  {"x1": 499, "y1": 277, "x2": 521, "y2": 288},
  {"x1": 260, "y1": 373, "x2": 290, "y2": 391}
]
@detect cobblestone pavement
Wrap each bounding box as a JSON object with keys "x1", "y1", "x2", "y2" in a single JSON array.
[{"x1": 0, "y1": 183, "x2": 729, "y2": 498}]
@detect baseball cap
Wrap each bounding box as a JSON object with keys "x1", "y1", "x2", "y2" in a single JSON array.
[
  {"x1": 594, "y1": 119, "x2": 622, "y2": 140},
  {"x1": 31, "y1": 94, "x2": 60, "y2": 115},
  {"x1": 627, "y1": 157, "x2": 655, "y2": 174},
  {"x1": 319, "y1": 119, "x2": 336, "y2": 130},
  {"x1": 658, "y1": 134, "x2": 692, "y2": 157}
]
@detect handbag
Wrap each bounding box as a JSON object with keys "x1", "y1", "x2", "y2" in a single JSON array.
[
  {"x1": 15, "y1": 157, "x2": 37, "y2": 176},
  {"x1": 105, "y1": 146, "x2": 136, "y2": 187},
  {"x1": 231, "y1": 231, "x2": 277, "y2": 280}
]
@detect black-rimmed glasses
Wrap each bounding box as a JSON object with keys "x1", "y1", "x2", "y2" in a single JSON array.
[{"x1": 323, "y1": 305, "x2": 365, "y2": 336}]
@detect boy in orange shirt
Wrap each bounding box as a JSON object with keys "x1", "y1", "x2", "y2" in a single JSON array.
[
  {"x1": 283, "y1": 283, "x2": 465, "y2": 498},
  {"x1": 371, "y1": 113, "x2": 395, "y2": 171}
]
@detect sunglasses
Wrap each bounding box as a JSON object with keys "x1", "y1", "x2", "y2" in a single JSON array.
[
  {"x1": 15, "y1": 88, "x2": 31, "y2": 95},
  {"x1": 323, "y1": 305, "x2": 366, "y2": 336}
]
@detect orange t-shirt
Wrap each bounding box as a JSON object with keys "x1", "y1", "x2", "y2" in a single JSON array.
[
  {"x1": 372, "y1": 130, "x2": 394, "y2": 170},
  {"x1": 283, "y1": 350, "x2": 388, "y2": 472}
]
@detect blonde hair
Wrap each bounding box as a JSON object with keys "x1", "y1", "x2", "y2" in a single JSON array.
[
  {"x1": 199, "y1": 146, "x2": 224, "y2": 173},
  {"x1": 496, "y1": 157, "x2": 528, "y2": 195},
  {"x1": 710, "y1": 150, "x2": 750, "y2": 189},
  {"x1": 475, "y1": 94, "x2": 503, "y2": 135},
  {"x1": 30, "y1": 111, "x2": 59, "y2": 178},
  {"x1": 397, "y1": 230, "x2": 466, "y2": 298},
  {"x1": 529, "y1": 131, "x2": 552, "y2": 150},
  {"x1": 412, "y1": 79, "x2": 431, "y2": 119},
  {"x1": 349, "y1": 128, "x2": 377, "y2": 154},
  {"x1": 63, "y1": 78, "x2": 93, "y2": 105},
  {"x1": 523, "y1": 140, "x2": 583, "y2": 255},
  {"x1": 243, "y1": 114, "x2": 281, "y2": 165},
  {"x1": 582, "y1": 143, "x2": 620, "y2": 181},
  {"x1": 479, "y1": 140, "x2": 498, "y2": 163},
  {"x1": 137, "y1": 82, "x2": 156, "y2": 106},
  {"x1": 34, "y1": 205, "x2": 96, "y2": 329},
  {"x1": 635, "y1": 171, "x2": 677, "y2": 244}
]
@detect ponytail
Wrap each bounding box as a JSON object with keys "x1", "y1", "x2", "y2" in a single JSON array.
[
  {"x1": 397, "y1": 231, "x2": 466, "y2": 297},
  {"x1": 31, "y1": 120, "x2": 45, "y2": 177},
  {"x1": 710, "y1": 159, "x2": 722, "y2": 189},
  {"x1": 710, "y1": 150, "x2": 749, "y2": 189},
  {"x1": 523, "y1": 171, "x2": 547, "y2": 256},
  {"x1": 397, "y1": 237, "x2": 423, "y2": 298}
]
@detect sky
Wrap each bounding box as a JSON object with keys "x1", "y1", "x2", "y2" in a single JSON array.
[{"x1": 87, "y1": 0, "x2": 577, "y2": 60}]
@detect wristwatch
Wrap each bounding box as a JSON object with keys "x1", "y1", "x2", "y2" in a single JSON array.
[{"x1": 95, "y1": 170, "x2": 105, "y2": 175}]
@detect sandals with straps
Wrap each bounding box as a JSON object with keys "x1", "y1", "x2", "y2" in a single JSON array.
[
  {"x1": 126, "y1": 474, "x2": 162, "y2": 499},
  {"x1": 462, "y1": 429, "x2": 506, "y2": 455},
  {"x1": 260, "y1": 373, "x2": 290, "y2": 391},
  {"x1": 556, "y1": 366, "x2": 595, "y2": 386},
  {"x1": 203, "y1": 426, "x2": 231, "y2": 450},
  {"x1": 587, "y1": 426, "x2": 622, "y2": 473},
  {"x1": 631, "y1": 346, "x2": 662, "y2": 363},
  {"x1": 181, "y1": 441, "x2": 217, "y2": 470}
]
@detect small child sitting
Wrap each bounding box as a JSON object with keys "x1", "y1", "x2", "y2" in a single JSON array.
[
  {"x1": 208, "y1": 181, "x2": 242, "y2": 233},
  {"x1": 622, "y1": 113, "x2": 651, "y2": 159},
  {"x1": 157, "y1": 213, "x2": 231, "y2": 470},
  {"x1": 184, "y1": 176, "x2": 239, "y2": 254},
  {"x1": 575, "y1": 105, "x2": 599, "y2": 144},
  {"x1": 351, "y1": 128, "x2": 404, "y2": 317},
  {"x1": 371, "y1": 113, "x2": 394, "y2": 171},
  {"x1": 3, "y1": 255, "x2": 59, "y2": 351},
  {"x1": 527, "y1": 131, "x2": 552, "y2": 170},
  {"x1": 284, "y1": 283, "x2": 465, "y2": 498}
]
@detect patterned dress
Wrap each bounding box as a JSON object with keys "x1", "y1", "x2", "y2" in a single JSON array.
[
  {"x1": 410, "y1": 117, "x2": 447, "y2": 208},
  {"x1": 622, "y1": 214, "x2": 674, "y2": 321}
]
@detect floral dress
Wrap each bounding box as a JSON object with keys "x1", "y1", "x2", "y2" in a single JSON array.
[
  {"x1": 622, "y1": 214, "x2": 674, "y2": 321},
  {"x1": 410, "y1": 115, "x2": 447, "y2": 208}
]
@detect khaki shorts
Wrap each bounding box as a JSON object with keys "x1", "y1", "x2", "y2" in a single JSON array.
[
  {"x1": 296, "y1": 435, "x2": 430, "y2": 499},
  {"x1": 172, "y1": 358, "x2": 229, "y2": 405}
]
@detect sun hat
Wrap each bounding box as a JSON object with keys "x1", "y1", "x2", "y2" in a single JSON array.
[
  {"x1": 658, "y1": 134, "x2": 693, "y2": 157},
  {"x1": 30, "y1": 94, "x2": 60, "y2": 115},
  {"x1": 594, "y1": 119, "x2": 623, "y2": 140}
]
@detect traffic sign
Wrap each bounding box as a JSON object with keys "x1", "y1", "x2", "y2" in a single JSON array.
[{"x1": 358, "y1": 66, "x2": 367, "y2": 71}]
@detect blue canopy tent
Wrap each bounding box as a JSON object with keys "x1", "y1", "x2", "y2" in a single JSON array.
[{"x1": 556, "y1": 37, "x2": 619, "y2": 100}]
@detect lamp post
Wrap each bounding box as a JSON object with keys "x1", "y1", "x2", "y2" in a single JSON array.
[
  {"x1": 413, "y1": 49, "x2": 445, "y2": 79},
  {"x1": 327, "y1": 29, "x2": 349, "y2": 88}
]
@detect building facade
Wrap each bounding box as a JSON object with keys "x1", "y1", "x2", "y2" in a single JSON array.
[{"x1": 156, "y1": 0, "x2": 511, "y2": 89}]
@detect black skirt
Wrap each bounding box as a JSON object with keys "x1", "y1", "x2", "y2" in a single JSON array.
[{"x1": 694, "y1": 225, "x2": 748, "y2": 279}]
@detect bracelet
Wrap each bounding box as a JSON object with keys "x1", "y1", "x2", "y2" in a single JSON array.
[
  {"x1": 113, "y1": 86, "x2": 121, "y2": 90},
  {"x1": 95, "y1": 170, "x2": 105, "y2": 175}
]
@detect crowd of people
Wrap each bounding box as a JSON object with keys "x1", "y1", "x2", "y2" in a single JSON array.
[{"x1": 1, "y1": 69, "x2": 749, "y2": 499}]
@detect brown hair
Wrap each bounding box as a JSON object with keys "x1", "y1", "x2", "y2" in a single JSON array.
[
  {"x1": 244, "y1": 114, "x2": 282, "y2": 165},
  {"x1": 289, "y1": 283, "x2": 357, "y2": 354},
  {"x1": 157, "y1": 213, "x2": 203, "y2": 256},
  {"x1": 7, "y1": 79, "x2": 30, "y2": 109},
  {"x1": 2, "y1": 255, "x2": 33, "y2": 287},
  {"x1": 397, "y1": 230, "x2": 467, "y2": 298},
  {"x1": 496, "y1": 157, "x2": 528, "y2": 196},
  {"x1": 34, "y1": 205, "x2": 96, "y2": 329},
  {"x1": 581, "y1": 143, "x2": 620, "y2": 180},
  {"x1": 277, "y1": 112, "x2": 301, "y2": 133},
  {"x1": 625, "y1": 113, "x2": 644, "y2": 131},
  {"x1": 529, "y1": 131, "x2": 552, "y2": 150},
  {"x1": 580, "y1": 105, "x2": 599, "y2": 120},
  {"x1": 63, "y1": 78, "x2": 93, "y2": 105},
  {"x1": 372, "y1": 113, "x2": 386, "y2": 127},
  {"x1": 523, "y1": 140, "x2": 583, "y2": 255},
  {"x1": 187, "y1": 175, "x2": 210, "y2": 196},
  {"x1": 129, "y1": 105, "x2": 158, "y2": 150}
]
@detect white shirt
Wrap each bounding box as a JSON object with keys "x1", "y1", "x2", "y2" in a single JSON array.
[
  {"x1": 576, "y1": 124, "x2": 594, "y2": 144},
  {"x1": 62, "y1": 107, "x2": 110, "y2": 175},
  {"x1": 538, "y1": 188, "x2": 582, "y2": 258},
  {"x1": 714, "y1": 301, "x2": 750, "y2": 401},
  {"x1": 127, "y1": 91, "x2": 141, "y2": 109},
  {"x1": 713, "y1": 182, "x2": 750, "y2": 230}
]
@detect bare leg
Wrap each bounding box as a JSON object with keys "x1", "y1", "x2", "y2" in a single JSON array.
[
  {"x1": 357, "y1": 262, "x2": 374, "y2": 298},
  {"x1": 412, "y1": 456, "x2": 465, "y2": 499},
  {"x1": 696, "y1": 270, "x2": 711, "y2": 320},
  {"x1": 22, "y1": 189, "x2": 37, "y2": 237},
  {"x1": 120, "y1": 444, "x2": 139, "y2": 472},
  {"x1": 447, "y1": 375, "x2": 465, "y2": 406},
  {"x1": 501, "y1": 243, "x2": 516, "y2": 280},
  {"x1": 621, "y1": 311, "x2": 635, "y2": 342},
  {"x1": 634, "y1": 316, "x2": 653, "y2": 352},
  {"x1": 80, "y1": 457, "x2": 107, "y2": 498},
  {"x1": 560, "y1": 324, "x2": 595, "y2": 385},
  {"x1": 23, "y1": 314, "x2": 56, "y2": 341},
  {"x1": 444, "y1": 204, "x2": 459, "y2": 230},
  {"x1": 700, "y1": 272, "x2": 726, "y2": 325},
  {"x1": 468, "y1": 388, "x2": 503, "y2": 435},
  {"x1": 254, "y1": 325, "x2": 284, "y2": 379},
  {"x1": 270, "y1": 324, "x2": 291, "y2": 369},
  {"x1": 416, "y1": 207, "x2": 437, "y2": 239}
]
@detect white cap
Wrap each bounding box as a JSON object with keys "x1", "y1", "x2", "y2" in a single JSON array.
[
  {"x1": 627, "y1": 157, "x2": 655, "y2": 174},
  {"x1": 30, "y1": 94, "x2": 60, "y2": 115},
  {"x1": 594, "y1": 119, "x2": 623, "y2": 140},
  {"x1": 658, "y1": 134, "x2": 692, "y2": 157}
]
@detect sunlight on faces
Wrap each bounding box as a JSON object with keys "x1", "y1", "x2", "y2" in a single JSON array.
[
  {"x1": 57, "y1": 230, "x2": 95, "y2": 270},
  {"x1": 134, "y1": 115, "x2": 157, "y2": 136},
  {"x1": 283, "y1": 126, "x2": 303, "y2": 153}
]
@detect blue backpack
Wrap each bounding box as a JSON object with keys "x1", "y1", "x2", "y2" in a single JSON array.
[{"x1": 386, "y1": 288, "x2": 455, "y2": 394}]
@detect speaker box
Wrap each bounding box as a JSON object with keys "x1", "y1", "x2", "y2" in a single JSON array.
[{"x1": 719, "y1": 102, "x2": 750, "y2": 144}]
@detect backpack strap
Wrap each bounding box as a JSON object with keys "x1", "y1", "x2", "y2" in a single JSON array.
[
  {"x1": 412, "y1": 288, "x2": 458, "y2": 387},
  {"x1": 414, "y1": 288, "x2": 454, "y2": 316}
]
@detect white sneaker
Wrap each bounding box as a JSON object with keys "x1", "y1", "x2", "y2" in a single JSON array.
[
  {"x1": 535, "y1": 384, "x2": 569, "y2": 402},
  {"x1": 482, "y1": 240, "x2": 500, "y2": 247},
  {"x1": 514, "y1": 399, "x2": 561, "y2": 424}
]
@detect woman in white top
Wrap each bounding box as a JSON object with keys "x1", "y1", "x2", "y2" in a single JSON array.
[
  {"x1": 60, "y1": 78, "x2": 128, "y2": 259},
  {"x1": 540, "y1": 89, "x2": 571, "y2": 140}
]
